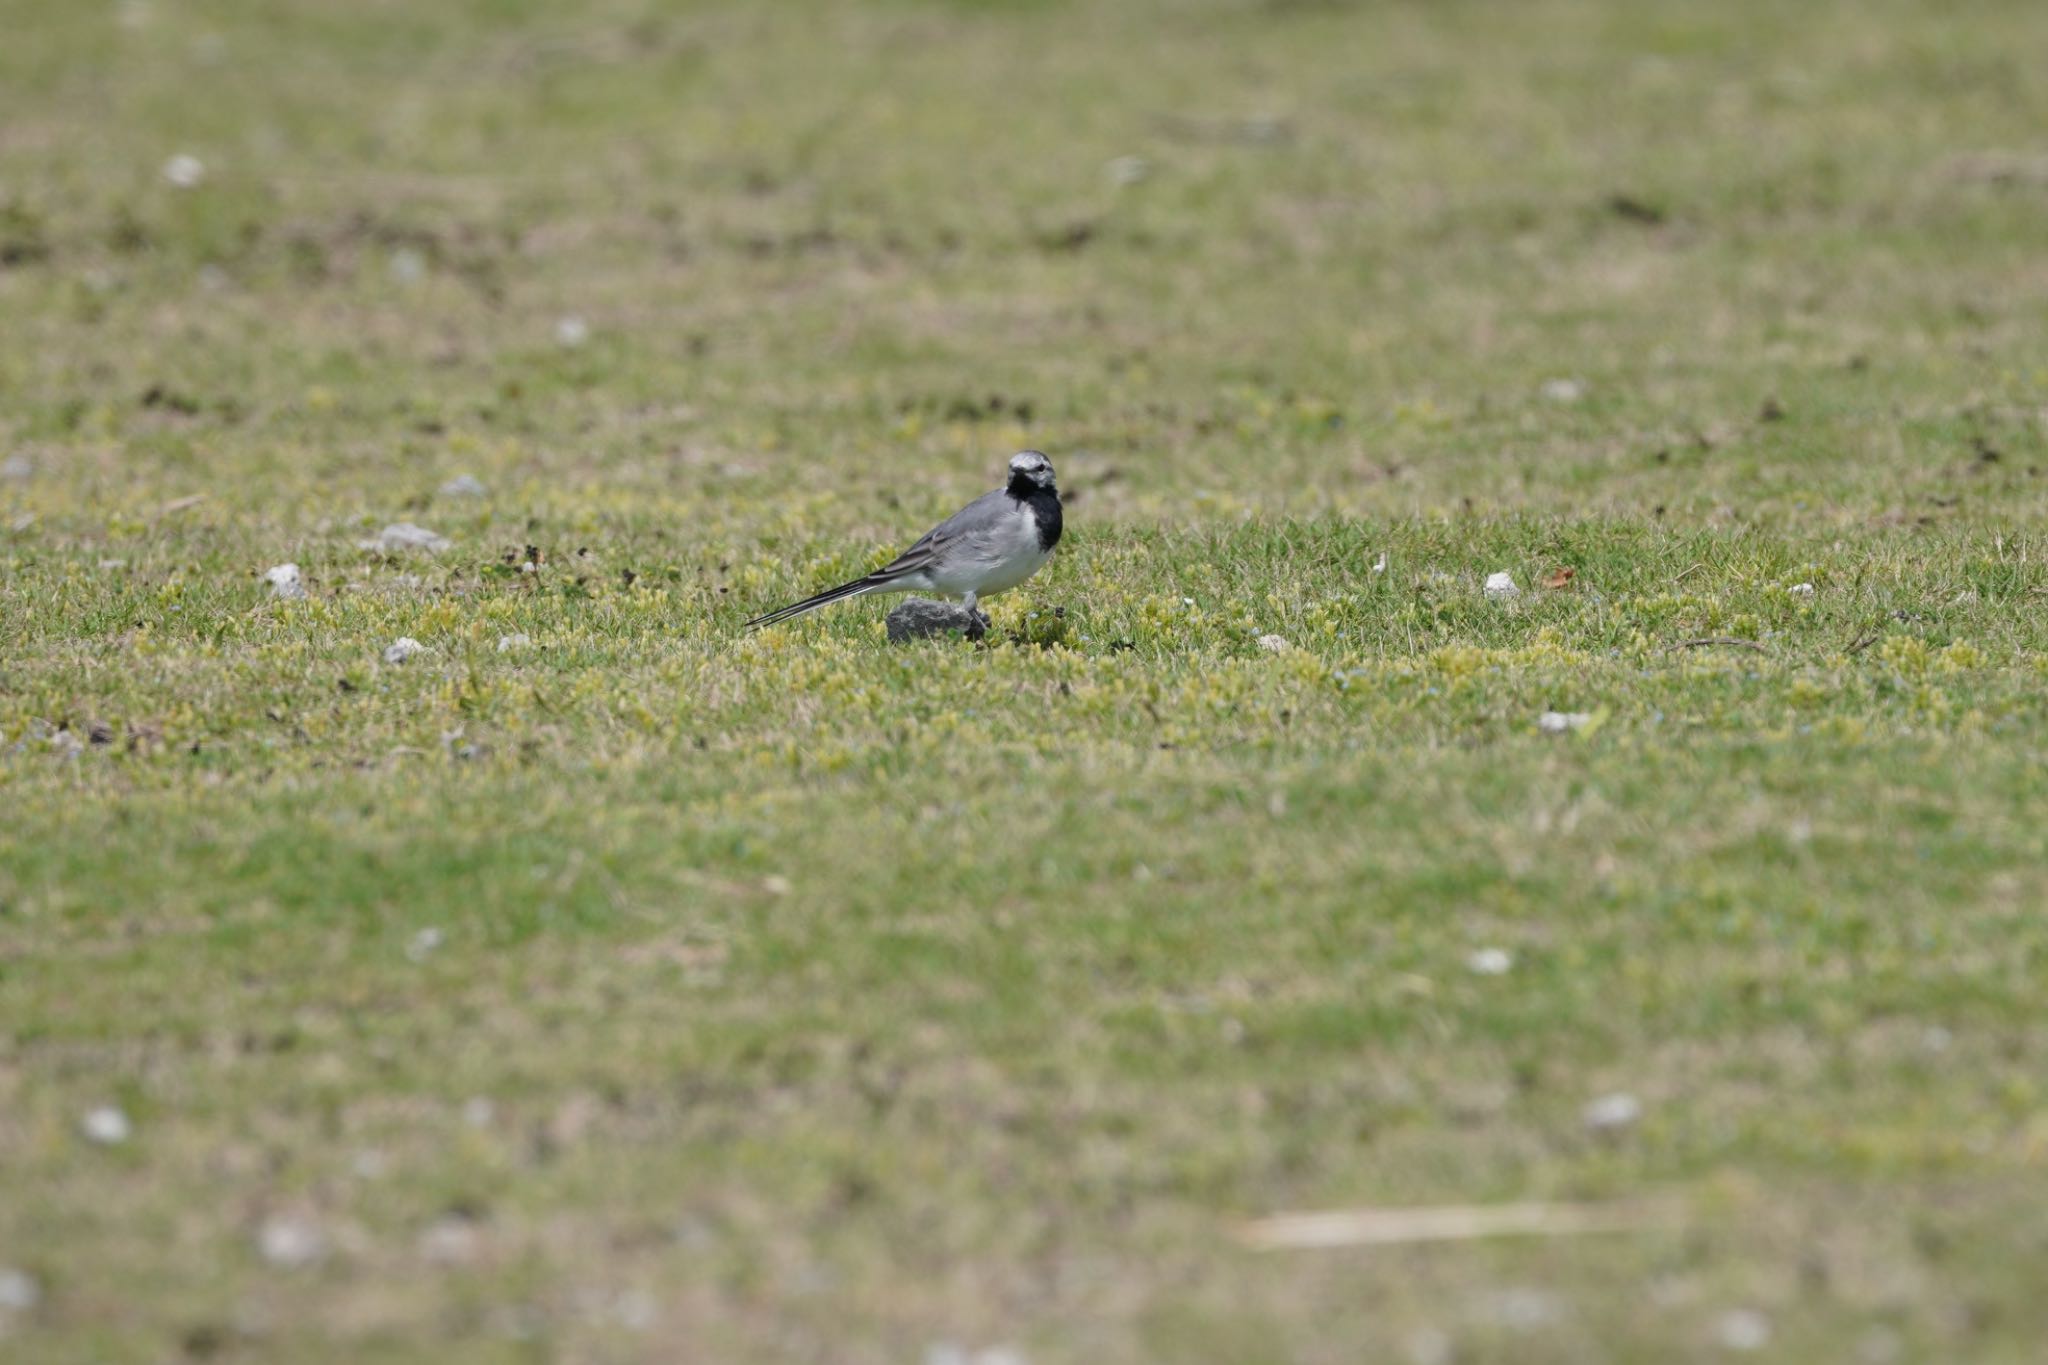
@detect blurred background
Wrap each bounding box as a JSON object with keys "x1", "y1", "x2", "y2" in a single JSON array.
[{"x1": 5, "y1": 0, "x2": 2042, "y2": 526}]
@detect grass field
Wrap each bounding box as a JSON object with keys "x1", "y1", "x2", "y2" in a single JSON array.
[{"x1": 4, "y1": 0, "x2": 2048, "y2": 1360}]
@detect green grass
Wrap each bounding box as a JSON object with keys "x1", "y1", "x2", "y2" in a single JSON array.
[{"x1": 3, "y1": 0, "x2": 2047, "y2": 1360}]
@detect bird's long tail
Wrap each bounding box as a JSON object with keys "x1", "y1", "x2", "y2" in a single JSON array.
[{"x1": 744, "y1": 575, "x2": 890, "y2": 630}]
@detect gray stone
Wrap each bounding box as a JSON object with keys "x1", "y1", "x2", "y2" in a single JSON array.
[{"x1": 887, "y1": 598, "x2": 989, "y2": 643}]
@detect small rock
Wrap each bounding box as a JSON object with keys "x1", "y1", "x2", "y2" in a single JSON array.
[
  {"x1": 1583, "y1": 1091, "x2": 1643, "y2": 1132},
  {"x1": 555, "y1": 316, "x2": 590, "y2": 348},
  {"x1": 1467, "y1": 947, "x2": 1514, "y2": 975},
  {"x1": 263, "y1": 563, "x2": 305, "y2": 600},
  {"x1": 1714, "y1": 1308, "x2": 1771, "y2": 1352},
  {"x1": 495, "y1": 633, "x2": 531, "y2": 653},
  {"x1": 360, "y1": 522, "x2": 449, "y2": 553},
  {"x1": 0, "y1": 1268, "x2": 41, "y2": 1312},
  {"x1": 1105, "y1": 155, "x2": 1151, "y2": 186},
  {"x1": 1538, "y1": 711, "x2": 1592, "y2": 734},
  {"x1": 81, "y1": 1105, "x2": 131, "y2": 1145},
  {"x1": 1257, "y1": 634, "x2": 1291, "y2": 653},
  {"x1": 383, "y1": 637, "x2": 425, "y2": 665},
  {"x1": 438, "y1": 474, "x2": 487, "y2": 498},
  {"x1": 886, "y1": 598, "x2": 989, "y2": 643},
  {"x1": 1788, "y1": 582, "x2": 1815, "y2": 598},
  {"x1": 162, "y1": 153, "x2": 205, "y2": 188},
  {"x1": 1540, "y1": 378, "x2": 1584, "y2": 403},
  {"x1": 1484, "y1": 572, "x2": 1520, "y2": 601},
  {"x1": 257, "y1": 1215, "x2": 327, "y2": 1269}
]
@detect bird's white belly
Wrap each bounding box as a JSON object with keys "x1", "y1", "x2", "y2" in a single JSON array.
[
  {"x1": 927, "y1": 504, "x2": 1051, "y2": 599},
  {"x1": 954, "y1": 544, "x2": 1050, "y2": 597}
]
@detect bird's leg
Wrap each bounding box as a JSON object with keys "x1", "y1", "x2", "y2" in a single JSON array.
[{"x1": 960, "y1": 591, "x2": 978, "y2": 612}]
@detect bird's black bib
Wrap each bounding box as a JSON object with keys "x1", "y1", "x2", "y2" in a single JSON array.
[{"x1": 1007, "y1": 475, "x2": 1063, "y2": 553}]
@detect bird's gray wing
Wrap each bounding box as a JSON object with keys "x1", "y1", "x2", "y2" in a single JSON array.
[{"x1": 867, "y1": 489, "x2": 1008, "y2": 582}]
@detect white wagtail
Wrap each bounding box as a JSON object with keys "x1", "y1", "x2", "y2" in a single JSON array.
[{"x1": 745, "y1": 450, "x2": 1062, "y2": 629}]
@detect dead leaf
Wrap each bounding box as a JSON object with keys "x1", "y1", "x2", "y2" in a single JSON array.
[{"x1": 1541, "y1": 567, "x2": 1576, "y2": 590}]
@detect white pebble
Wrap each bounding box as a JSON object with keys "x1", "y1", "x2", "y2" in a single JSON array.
[
  {"x1": 257, "y1": 1215, "x2": 327, "y2": 1268},
  {"x1": 1538, "y1": 710, "x2": 1592, "y2": 734},
  {"x1": 383, "y1": 637, "x2": 425, "y2": 665},
  {"x1": 1405, "y1": 1327, "x2": 1453, "y2": 1365},
  {"x1": 263, "y1": 563, "x2": 305, "y2": 599},
  {"x1": 0, "y1": 1268, "x2": 41, "y2": 1312},
  {"x1": 1582, "y1": 1091, "x2": 1642, "y2": 1132},
  {"x1": 612, "y1": 1288, "x2": 657, "y2": 1332},
  {"x1": 1484, "y1": 572, "x2": 1520, "y2": 601},
  {"x1": 162, "y1": 153, "x2": 205, "y2": 188},
  {"x1": 418, "y1": 1216, "x2": 480, "y2": 1264},
  {"x1": 1714, "y1": 1308, "x2": 1771, "y2": 1352},
  {"x1": 1105, "y1": 155, "x2": 1151, "y2": 186},
  {"x1": 1467, "y1": 947, "x2": 1514, "y2": 975},
  {"x1": 1481, "y1": 1287, "x2": 1562, "y2": 1329},
  {"x1": 555, "y1": 316, "x2": 590, "y2": 347},
  {"x1": 1788, "y1": 582, "x2": 1815, "y2": 598},
  {"x1": 360, "y1": 522, "x2": 449, "y2": 553},
  {"x1": 495, "y1": 633, "x2": 532, "y2": 653},
  {"x1": 388, "y1": 247, "x2": 427, "y2": 285},
  {"x1": 1371, "y1": 551, "x2": 1388, "y2": 574},
  {"x1": 1257, "y1": 634, "x2": 1291, "y2": 653},
  {"x1": 1540, "y1": 378, "x2": 1584, "y2": 403},
  {"x1": 81, "y1": 1105, "x2": 131, "y2": 1145}
]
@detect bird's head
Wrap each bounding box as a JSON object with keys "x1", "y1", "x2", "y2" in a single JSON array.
[{"x1": 1007, "y1": 450, "x2": 1056, "y2": 492}]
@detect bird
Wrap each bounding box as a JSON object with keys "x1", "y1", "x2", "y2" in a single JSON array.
[{"x1": 745, "y1": 450, "x2": 1063, "y2": 630}]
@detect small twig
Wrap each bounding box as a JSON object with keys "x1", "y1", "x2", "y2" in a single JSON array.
[
  {"x1": 1669, "y1": 637, "x2": 1769, "y2": 654},
  {"x1": 1670, "y1": 561, "x2": 1706, "y2": 584},
  {"x1": 1239, "y1": 1200, "x2": 1679, "y2": 1252},
  {"x1": 1846, "y1": 631, "x2": 1882, "y2": 656}
]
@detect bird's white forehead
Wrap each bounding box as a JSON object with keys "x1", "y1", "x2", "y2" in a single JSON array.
[{"x1": 1010, "y1": 450, "x2": 1050, "y2": 469}]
